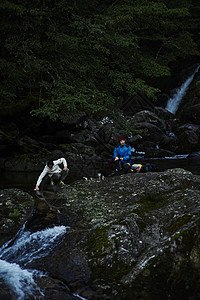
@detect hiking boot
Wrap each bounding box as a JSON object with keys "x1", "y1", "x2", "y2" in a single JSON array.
[
  {"x1": 59, "y1": 181, "x2": 66, "y2": 188},
  {"x1": 50, "y1": 181, "x2": 55, "y2": 187}
]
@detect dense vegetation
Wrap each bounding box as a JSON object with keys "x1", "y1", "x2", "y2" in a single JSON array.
[{"x1": 1, "y1": 0, "x2": 199, "y2": 121}]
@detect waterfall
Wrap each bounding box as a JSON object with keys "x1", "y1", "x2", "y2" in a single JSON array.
[
  {"x1": 0, "y1": 225, "x2": 68, "y2": 299},
  {"x1": 166, "y1": 65, "x2": 200, "y2": 114}
]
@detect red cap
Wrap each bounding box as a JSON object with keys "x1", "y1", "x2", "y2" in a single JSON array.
[{"x1": 118, "y1": 135, "x2": 125, "y2": 141}]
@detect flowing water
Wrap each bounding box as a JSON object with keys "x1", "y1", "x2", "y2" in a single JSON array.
[
  {"x1": 0, "y1": 157, "x2": 199, "y2": 298},
  {"x1": 0, "y1": 146, "x2": 199, "y2": 297},
  {"x1": 166, "y1": 65, "x2": 200, "y2": 114},
  {"x1": 0, "y1": 224, "x2": 68, "y2": 299},
  {"x1": 0, "y1": 259, "x2": 42, "y2": 299},
  {"x1": 1, "y1": 64, "x2": 200, "y2": 298}
]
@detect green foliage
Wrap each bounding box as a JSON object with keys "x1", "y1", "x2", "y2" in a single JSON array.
[
  {"x1": 1, "y1": 0, "x2": 199, "y2": 120},
  {"x1": 31, "y1": 86, "x2": 114, "y2": 121}
]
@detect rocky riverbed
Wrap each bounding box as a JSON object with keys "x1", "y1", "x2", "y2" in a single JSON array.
[{"x1": 0, "y1": 168, "x2": 200, "y2": 299}]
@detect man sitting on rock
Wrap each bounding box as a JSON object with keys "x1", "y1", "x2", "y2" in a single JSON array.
[
  {"x1": 109, "y1": 136, "x2": 132, "y2": 176},
  {"x1": 35, "y1": 157, "x2": 69, "y2": 194}
]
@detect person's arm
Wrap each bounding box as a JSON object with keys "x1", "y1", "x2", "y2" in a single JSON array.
[
  {"x1": 53, "y1": 157, "x2": 68, "y2": 171},
  {"x1": 113, "y1": 147, "x2": 119, "y2": 160},
  {"x1": 35, "y1": 167, "x2": 48, "y2": 190}
]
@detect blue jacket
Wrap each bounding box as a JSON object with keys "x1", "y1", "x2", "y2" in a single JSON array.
[{"x1": 113, "y1": 144, "x2": 131, "y2": 164}]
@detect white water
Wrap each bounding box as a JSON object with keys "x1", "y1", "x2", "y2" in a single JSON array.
[
  {"x1": 166, "y1": 65, "x2": 200, "y2": 114},
  {"x1": 73, "y1": 293, "x2": 88, "y2": 300},
  {"x1": 0, "y1": 225, "x2": 68, "y2": 299},
  {"x1": 0, "y1": 259, "x2": 43, "y2": 299}
]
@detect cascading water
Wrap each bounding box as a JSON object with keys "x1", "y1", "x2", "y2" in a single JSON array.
[
  {"x1": 0, "y1": 259, "x2": 43, "y2": 299},
  {"x1": 0, "y1": 224, "x2": 68, "y2": 299},
  {"x1": 166, "y1": 65, "x2": 200, "y2": 114}
]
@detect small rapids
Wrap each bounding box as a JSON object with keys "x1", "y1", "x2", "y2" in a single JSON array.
[
  {"x1": 0, "y1": 225, "x2": 68, "y2": 299},
  {"x1": 0, "y1": 225, "x2": 68, "y2": 266},
  {"x1": 0, "y1": 259, "x2": 43, "y2": 299}
]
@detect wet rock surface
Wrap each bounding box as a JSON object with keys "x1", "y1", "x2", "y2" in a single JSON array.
[
  {"x1": 0, "y1": 189, "x2": 34, "y2": 246},
  {"x1": 1, "y1": 169, "x2": 199, "y2": 299}
]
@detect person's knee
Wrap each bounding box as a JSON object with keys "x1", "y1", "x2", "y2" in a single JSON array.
[{"x1": 52, "y1": 173, "x2": 61, "y2": 182}]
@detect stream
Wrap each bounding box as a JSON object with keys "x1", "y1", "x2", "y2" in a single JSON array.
[
  {"x1": 0, "y1": 61, "x2": 199, "y2": 298},
  {"x1": 0, "y1": 155, "x2": 199, "y2": 299},
  {"x1": 0, "y1": 224, "x2": 68, "y2": 299}
]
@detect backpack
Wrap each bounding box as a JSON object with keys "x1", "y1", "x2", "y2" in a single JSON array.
[
  {"x1": 140, "y1": 163, "x2": 158, "y2": 173},
  {"x1": 130, "y1": 163, "x2": 158, "y2": 173}
]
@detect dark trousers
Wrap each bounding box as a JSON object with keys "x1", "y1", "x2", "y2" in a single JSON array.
[
  {"x1": 40, "y1": 169, "x2": 69, "y2": 191},
  {"x1": 109, "y1": 159, "x2": 131, "y2": 172}
]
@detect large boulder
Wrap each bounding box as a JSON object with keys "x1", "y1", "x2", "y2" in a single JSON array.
[
  {"x1": 130, "y1": 110, "x2": 167, "y2": 131},
  {"x1": 15, "y1": 168, "x2": 199, "y2": 300},
  {"x1": 171, "y1": 129, "x2": 199, "y2": 154},
  {"x1": 154, "y1": 106, "x2": 175, "y2": 121},
  {"x1": 131, "y1": 122, "x2": 167, "y2": 144}
]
